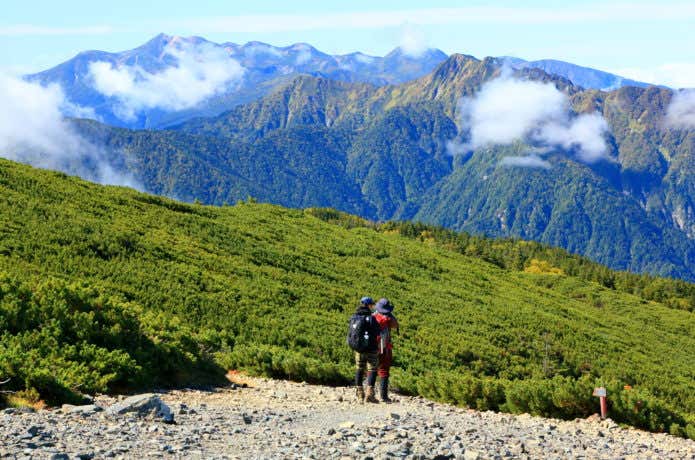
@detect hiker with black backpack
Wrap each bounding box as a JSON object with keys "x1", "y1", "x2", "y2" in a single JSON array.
[{"x1": 347, "y1": 296, "x2": 380, "y2": 403}]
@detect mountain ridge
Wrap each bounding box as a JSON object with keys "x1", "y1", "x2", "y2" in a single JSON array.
[
  {"x1": 56, "y1": 52, "x2": 695, "y2": 281},
  {"x1": 27, "y1": 34, "x2": 449, "y2": 129},
  {"x1": 28, "y1": 33, "x2": 653, "y2": 129}
]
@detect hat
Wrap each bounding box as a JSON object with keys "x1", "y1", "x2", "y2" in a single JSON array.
[
  {"x1": 360, "y1": 296, "x2": 375, "y2": 306},
  {"x1": 375, "y1": 298, "x2": 394, "y2": 314}
]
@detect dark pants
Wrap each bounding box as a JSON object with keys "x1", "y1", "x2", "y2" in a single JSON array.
[
  {"x1": 378, "y1": 348, "x2": 393, "y2": 378},
  {"x1": 354, "y1": 351, "x2": 378, "y2": 386}
]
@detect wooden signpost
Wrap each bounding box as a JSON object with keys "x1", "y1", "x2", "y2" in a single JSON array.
[{"x1": 593, "y1": 387, "x2": 608, "y2": 419}]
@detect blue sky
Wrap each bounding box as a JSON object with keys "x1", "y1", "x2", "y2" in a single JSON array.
[{"x1": 2, "y1": 0, "x2": 695, "y2": 86}]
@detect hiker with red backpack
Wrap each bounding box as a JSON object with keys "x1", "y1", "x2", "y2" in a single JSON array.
[
  {"x1": 347, "y1": 297, "x2": 381, "y2": 403},
  {"x1": 373, "y1": 298, "x2": 399, "y2": 403}
]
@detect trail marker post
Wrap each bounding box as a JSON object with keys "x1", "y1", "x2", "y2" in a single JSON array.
[{"x1": 593, "y1": 387, "x2": 607, "y2": 419}]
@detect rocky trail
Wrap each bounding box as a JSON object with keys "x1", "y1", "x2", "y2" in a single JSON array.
[{"x1": 1, "y1": 376, "x2": 694, "y2": 459}]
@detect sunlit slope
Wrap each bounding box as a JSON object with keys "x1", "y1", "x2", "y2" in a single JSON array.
[{"x1": 0, "y1": 159, "x2": 693, "y2": 436}]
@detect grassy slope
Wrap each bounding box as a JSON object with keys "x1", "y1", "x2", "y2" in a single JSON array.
[{"x1": 0, "y1": 159, "x2": 693, "y2": 436}]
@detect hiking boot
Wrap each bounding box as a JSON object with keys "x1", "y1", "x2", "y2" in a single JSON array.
[
  {"x1": 364, "y1": 386, "x2": 379, "y2": 403},
  {"x1": 380, "y1": 377, "x2": 394, "y2": 403},
  {"x1": 356, "y1": 386, "x2": 365, "y2": 402}
]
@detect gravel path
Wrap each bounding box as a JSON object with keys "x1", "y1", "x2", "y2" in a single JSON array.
[{"x1": 1, "y1": 376, "x2": 693, "y2": 459}]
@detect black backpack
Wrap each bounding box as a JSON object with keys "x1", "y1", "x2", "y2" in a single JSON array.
[{"x1": 347, "y1": 312, "x2": 379, "y2": 352}]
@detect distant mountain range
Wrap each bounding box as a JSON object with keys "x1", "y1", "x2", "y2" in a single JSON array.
[
  {"x1": 13, "y1": 34, "x2": 695, "y2": 281},
  {"x1": 28, "y1": 34, "x2": 447, "y2": 129},
  {"x1": 501, "y1": 57, "x2": 651, "y2": 91},
  {"x1": 55, "y1": 52, "x2": 695, "y2": 281},
  {"x1": 28, "y1": 34, "x2": 651, "y2": 129}
]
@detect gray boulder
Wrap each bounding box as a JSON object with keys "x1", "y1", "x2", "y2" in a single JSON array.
[{"x1": 105, "y1": 394, "x2": 174, "y2": 423}]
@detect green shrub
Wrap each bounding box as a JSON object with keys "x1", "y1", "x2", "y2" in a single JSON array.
[{"x1": 0, "y1": 159, "x2": 693, "y2": 438}]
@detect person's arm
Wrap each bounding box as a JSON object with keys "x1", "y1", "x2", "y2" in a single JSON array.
[{"x1": 390, "y1": 315, "x2": 399, "y2": 331}]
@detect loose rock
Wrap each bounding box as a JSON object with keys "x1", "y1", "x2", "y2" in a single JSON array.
[
  {"x1": 105, "y1": 393, "x2": 174, "y2": 424},
  {"x1": 0, "y1": 377, "x2": 692, "y2": 459}
]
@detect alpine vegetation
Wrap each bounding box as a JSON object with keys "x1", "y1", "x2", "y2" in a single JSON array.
[{"x1": 0, "y1": 160, "x2": 694, "y2": 439}]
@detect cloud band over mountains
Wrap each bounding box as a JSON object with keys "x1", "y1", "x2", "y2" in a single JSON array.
[
  {"x1": 450, "y1": 76, "x2": 610, "y2": 166},
  {"x1": 88, "y1": 42, "x2": 244, "y2": 121},
  {"x1": 666, "y1": 90, "x2": 695, "y2": 128},
  {"x1": 0, "y1": 73, "x2": 137, "y2": 187}
]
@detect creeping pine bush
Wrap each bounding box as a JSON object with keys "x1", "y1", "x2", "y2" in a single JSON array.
[
  {"x1": 216, "y1": 344, "x2": 346, "y2": 385},
  {"x1": 0, "y1": 160, "x2": 694, "y2": 439},
  {"x1": 0, "y1": 275, "x2": 223, "y2": 405}
]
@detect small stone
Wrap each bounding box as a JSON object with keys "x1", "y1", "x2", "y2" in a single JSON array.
[
  {"x1": 327, "y1": 428, "x2": 336, "y2": 435},
  {"x1": 242, "y1": 415, "x2": 253, "y2": 424},
  {"x1": 351, "y1": 442, "x2": 365, "y2": 453},
  {"x1": 464, "y1": 450, "x2": 481, "y2": 460},
  {"x1": 390, "y1": 413, "x2": 401, "y2": 420},
  {"x1": 68, "y1": 404, "x2": 102, "y2": 416},
  {"x1": 339, "y1": 421, "x2": 355, "y2": 429},
  {"x1": 49, "y1": 454, "x2": 69, "y2": 460}
]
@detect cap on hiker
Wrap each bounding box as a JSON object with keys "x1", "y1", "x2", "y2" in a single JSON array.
[
  {"x1": 375, "y1": 298, "x2": 394, "y2": 314},
  {"x1": 360, "y1": 296, "x2": 375, "y2": 306}
]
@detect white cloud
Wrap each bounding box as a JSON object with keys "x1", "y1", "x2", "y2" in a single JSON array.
[
  {"x1": 500, "y1": 154, "x2": 551, "y2": 169},
  {"x1": 0, "y1": 73, "x2": 137, "y2": 187},
  {"x1": 461, "y1": 78, "x2": 567, "y2": 146},
  {"x1": 611, "y1": 63, "x2": 695, "y2": 88},
  {"x1": 445, "y1": 139, "x2": 470, "y2": 156},
  {"x1": 537, "y1": 113, "x2": 610, "y2": 163},
  {"x1": 243, "y1": 43, "x2": 284, "y2": 58},
  {"x1": 399, "y1": 24, "x2": 428, "y2": 57},
  {"x1": 0, "y1": 75, "x2": 80, "y2": 158},
  {"x1": 456, "y1": 77, "x2": 610, "y2": 163},
  {"x1": 353, "y1": 53, "x2": 376, "y2": 64},
  {"x1": 7, "y1": 4, "x2": 695, "y2": 39},
  {"x1": 295, "y1": 50, "x2": 312, "y2": 65},
  {"x1": 88, "y1": 42, "x2": 244, "y2": 121},
  {"x1": 0, "y1": 24, "x2": 113, "y2": 37},
  {"x1": 168, "y1": 4, "x2": 695, "y2": 34},
  {"x1": 666, "y1": 89, "x2": 695, "y2": 128}
]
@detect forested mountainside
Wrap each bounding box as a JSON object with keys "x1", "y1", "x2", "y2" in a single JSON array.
[
  {"x1": 65, "y1": 53, "x2": 695, "y2": 280},
  {"x1": 0, "y1": 159, "x2": 693, "y2": 438}
]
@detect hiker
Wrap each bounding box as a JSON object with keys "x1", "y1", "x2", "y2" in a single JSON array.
[
  {"x1": 373, "y1": 298, "x2": 399, "y2": 403},
  {"x1": 347, "y1": 296, "x2": 380, "y2": 403}
]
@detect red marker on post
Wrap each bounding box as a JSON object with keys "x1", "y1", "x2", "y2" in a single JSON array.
[{"x1": 593, "y1": 387, "x2": 608, "y2": 419}]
